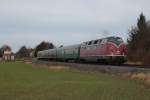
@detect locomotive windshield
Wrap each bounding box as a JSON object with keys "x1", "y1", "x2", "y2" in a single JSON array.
[{"x1": 107, "y1": 37, "x2": 123, "y2": 46}]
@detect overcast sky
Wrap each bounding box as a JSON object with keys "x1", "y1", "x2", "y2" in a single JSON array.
[{"x1": 0, "y1": 0, "x2": 150, "y2": 52}]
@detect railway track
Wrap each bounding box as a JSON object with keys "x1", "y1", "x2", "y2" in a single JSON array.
[{"x1": 31, "y1": 59, "x2": 150, "y2": 74}]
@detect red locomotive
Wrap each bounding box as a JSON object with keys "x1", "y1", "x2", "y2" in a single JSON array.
[{"x1": 79, "y1": 36, "x2": 127, "y2": 64}]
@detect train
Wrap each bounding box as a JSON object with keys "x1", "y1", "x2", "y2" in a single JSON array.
[{"x1": 37, "y1": 36, "x2": 127, "y2": 64}]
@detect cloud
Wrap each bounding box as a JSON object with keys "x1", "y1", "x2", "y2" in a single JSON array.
[{"x1": 0, "y1": 0, "x2": 150, "y2": 51}]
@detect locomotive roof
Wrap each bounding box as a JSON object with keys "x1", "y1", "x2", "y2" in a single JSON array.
[{"x1": 82, "y1": 36, "x2": 122, "y2": 43}]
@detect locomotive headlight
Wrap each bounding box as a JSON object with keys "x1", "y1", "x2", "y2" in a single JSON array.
[{"x1": 116, "y1": 50, "x2": 120, "y2": 55}]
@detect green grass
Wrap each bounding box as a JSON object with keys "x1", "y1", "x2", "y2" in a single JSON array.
[{"x1": 0, "y1": 62, "x2": 149, "y2": 100}]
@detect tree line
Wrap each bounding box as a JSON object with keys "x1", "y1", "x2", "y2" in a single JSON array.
[
  {"x1": 16, "y1": 41, "x2": 55, "y2": 58},
  {"x1": 0, "y1": 41, "x2": 55, "y2": 59}
]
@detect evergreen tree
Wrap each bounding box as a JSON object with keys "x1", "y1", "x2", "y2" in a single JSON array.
[
  {"x1": 137, "y1": 13, "x2": 149, "y2": 50},
  {"x1": 128, "y1": 13, "x2": 150, "y2": 63}
]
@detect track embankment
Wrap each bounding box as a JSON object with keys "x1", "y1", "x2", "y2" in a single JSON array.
[{"x1": 30, "y1": 59, "x2": 150, "y2": 74}]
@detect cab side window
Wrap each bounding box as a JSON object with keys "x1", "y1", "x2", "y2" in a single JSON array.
[
  {"x1": 86, "y1": 41, "x2": 91, "y2": 50},
  {"x1": 93, "y1": 40, "x2": 98, "y2": 44},
  {"x1": 88, "y1": 41, "x2": 92, "y2": 45}
]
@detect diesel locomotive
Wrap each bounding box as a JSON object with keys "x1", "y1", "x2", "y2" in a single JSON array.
[{"x1": 37, "y1": 36, "x2": 127, "y2": 64}]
